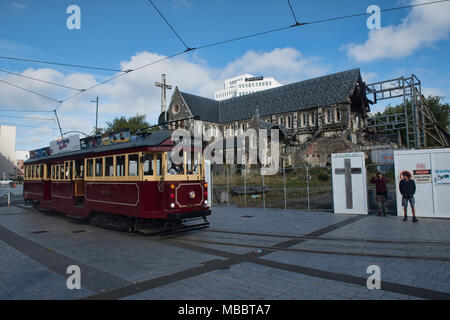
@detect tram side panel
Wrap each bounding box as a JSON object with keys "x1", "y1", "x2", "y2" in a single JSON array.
[
  {"x1": 24, "y1": 180, "x2": 44, "y2": 202},
  {"x1": 84, "y1": 181, "x2": 141, "y2": 218},
  {"x1": 140, "y1": 181, "x2": 167, "y2": 219}
]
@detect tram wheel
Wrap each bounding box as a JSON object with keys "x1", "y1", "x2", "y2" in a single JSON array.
[{"x1": 90, "y1": 213, "x2": 100, "y2": 227}]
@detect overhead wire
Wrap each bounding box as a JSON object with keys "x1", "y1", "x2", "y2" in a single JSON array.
[
  {"x1": 2, "y1": 0, "x2": 449, "y2": 114},
  {"x1": 0, "y1": 114, "x2": 54, "y2": 121},
  {"x1": 0, "y1": 68, "x2": 84, "y2": 92}
]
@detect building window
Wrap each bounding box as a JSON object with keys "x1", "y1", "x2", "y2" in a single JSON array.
[{"x1": 336, "y1": 109, "x2": 341, "y2": 122}]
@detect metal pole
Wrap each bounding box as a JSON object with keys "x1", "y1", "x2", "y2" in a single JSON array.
[
  {"x1": 95, "y1": 96, "x2": 99, "y2": 134},
  {"x1": 402, "y1": 77, "x2": 410, "y2": 148},
  {"x1": 91, "y1": 96, "x2": 99, "y2": 134},
  {"x1": 54, "y1": 110, "x2": 63, "y2": 139},
  {"x1": 411, "y1": 75, "x2": 420, "y2": 149},
  {"x1": 262, "y1": 169, "x2": 265, "y2": 210},
  {"x1": 226, "y1": 165, "x2": 229, "y2": 205},
  {"x1": 283, "y1": 166, "x2": 287, "y2": 210},
  {"x1": 306, "y1": 167, "x2": 310, "y2": 210},
  {"x1": 244, "y1": 165, "x2": 247, "y2": 207},
  {"x1": 7, "y1": 192, "x2": 11, "y2": 207}
]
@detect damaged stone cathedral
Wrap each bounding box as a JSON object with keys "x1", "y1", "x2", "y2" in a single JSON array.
[{"x1": 160, "y1": 68, "x2": 382, "y2": 167}]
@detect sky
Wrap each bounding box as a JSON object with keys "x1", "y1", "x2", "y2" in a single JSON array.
[{"x1": 0, "y1": 0, "x2": 449, "y2": 151}]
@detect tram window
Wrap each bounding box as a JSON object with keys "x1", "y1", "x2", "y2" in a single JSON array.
[
  {"x1": 128, "y1": 154, "x2": 139, "y2": 177},
  {"x1": 59, "y1": 165, "x2": 65, "y2": 180},
  {"x1": 167, "y1": 151, "x2": 184, "y2": 175},
  {"x1": 86, "y1": 159, "x2": 94, "y2": 177},
  {"x1": 105, "y1": 157, "x2": 114, "y2": 177},
  {"x1": 64, "y1": 162, "x2": 70, "y2": 180},
  {"x1": 74, "y1": 159, "x2": 84, "y2": 178},
  {"x1": 46, "y1": 164, "x2": 50, "y2": 179},
  {"x1": 95, "y1": 158, "x2": 103, "y2": 177},
  {"x1": 51, "y1": 166, "x2": 55, "y2": 180},
  {"x1": 156, "y1": 153, "x2": 162, "y2": 176},
  {"x1": 38, "y1": 165, "x2": 43, "y2": 178},
  {"x1": 187, "y1": 152, "x2": 200, "y2": 175},
  {"x1": 142, "y1": 154, "x2": 154, "y2": 176},
  {"x1": 116, "y1": 155, "x2": 125, "y2": 177}
]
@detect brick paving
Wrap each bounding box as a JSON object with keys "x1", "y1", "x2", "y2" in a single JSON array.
[{"x1": 0, "y1": 204, "x2": 449, "y2": 300}]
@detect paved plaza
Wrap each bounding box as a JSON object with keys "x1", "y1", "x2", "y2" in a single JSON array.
[{"x1": 0, "y1": 201, "x2": 449, "y2": 300}]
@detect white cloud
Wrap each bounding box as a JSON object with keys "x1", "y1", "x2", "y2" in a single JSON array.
[
  {"x1": 2, "y1": 47, "x2": 328, "y2": 150},
  {"x1": 343, "y1": 0, "x2": 450, "y2": 62},
  {"x1": 9, "y1": 2, "x2": 28, "y2": 10},
  {"x1": 422, "y1": 87, "x2": 445, "y2": 97},
  {"x1": 361, "y1": 72, "x2": 378, "y2": 83},
  {"x1": 219, "y1": 48, "x2": 328, "y2": 85},
  {"x1": 172, "y1": 0, "x2": 192, "y2": 10}
]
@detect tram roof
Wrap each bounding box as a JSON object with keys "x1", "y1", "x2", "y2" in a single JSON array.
[{"x1": 25, "y1": 130, "x2": 173, "y2": 164}]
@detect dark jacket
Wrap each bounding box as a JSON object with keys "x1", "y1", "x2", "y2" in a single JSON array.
[
  {"x1": 399, "y1": 179, "x2": 416, "y2": 198},
  {"x1": 371, "y1": 177, "x2": 388, "y2": 193}
]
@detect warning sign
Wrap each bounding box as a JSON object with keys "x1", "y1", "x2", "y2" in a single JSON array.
[{"x1": 413, "y1": 169, "x2": 432, "y2": 184}]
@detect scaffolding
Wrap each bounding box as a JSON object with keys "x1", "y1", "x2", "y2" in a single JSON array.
[{"x1": 366, "y1": 75, "x2": 448, "y2": 149}]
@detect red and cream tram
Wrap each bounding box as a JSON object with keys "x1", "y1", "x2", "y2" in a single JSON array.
[{"x1": 23, "y1": 130, "x2": 210, "y2": 233}]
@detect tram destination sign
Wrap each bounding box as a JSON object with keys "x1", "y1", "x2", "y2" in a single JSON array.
[{"x1": 50, "y1": 134, "x2": 81, "y2": 154}]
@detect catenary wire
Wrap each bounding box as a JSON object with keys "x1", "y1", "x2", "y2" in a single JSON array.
[{"x1": 0, "y1": 68, "x2": 84, "y2": 91}]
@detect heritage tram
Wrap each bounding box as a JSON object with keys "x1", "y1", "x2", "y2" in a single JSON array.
[{"x1": 22, "y1": 130, "x2": 211, "y2": 233}]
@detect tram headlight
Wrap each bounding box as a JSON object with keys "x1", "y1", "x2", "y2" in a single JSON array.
[
  {"x1": 204, "y1": 200, "x2": 208, "y2": 205},
  {"x1": 170, "y1": 203, "x2": 175, "y2": 208}
]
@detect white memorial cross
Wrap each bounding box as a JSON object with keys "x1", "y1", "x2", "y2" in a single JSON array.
[{"x1": 334, "y1": 158, "x2": 362, "y2": 209}]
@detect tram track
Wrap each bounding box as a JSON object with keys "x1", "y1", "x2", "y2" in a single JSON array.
[
  {"x1": 12, "y1": 205, "x2": 450, "y2": 261},
  {"x1": 205, "y1": 228, "x2": 450, "y2": 247},
  {"x1": 171, "y1": 236, "x2": 450, "y2": 262}
]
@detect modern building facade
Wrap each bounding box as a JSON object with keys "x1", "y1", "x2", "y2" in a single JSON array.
[
  {"x1": 214, "y1": 74, "x2": 281, "y2": 101},
  {"x1": 0, "y1": 125, "x2": 17, "y2": 180},
  {"x1": 15, "y1": 150, "x2": 30, "y2": 178}
]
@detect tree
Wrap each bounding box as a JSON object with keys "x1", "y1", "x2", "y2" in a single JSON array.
[{"x1": 103, "y1": 114, "x2": 159, "y2": 134}]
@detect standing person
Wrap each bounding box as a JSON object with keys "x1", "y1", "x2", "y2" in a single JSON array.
[
  {"x1": 371, "y1": 172, "x2": 388, "y2": 216},
  {"x1": 399, "y1": 171, "x2": 418, "y2": 222}
]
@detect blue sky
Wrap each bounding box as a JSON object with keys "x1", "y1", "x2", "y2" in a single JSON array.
[{"x1": 0, "y1": 0, "x2": 449, "y2": 151}]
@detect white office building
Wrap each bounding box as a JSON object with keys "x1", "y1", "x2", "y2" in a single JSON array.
[
  {"x1": 214, "y1": 74, "x2": 281, "y2": 101},
  {"x1": 0, "y1": 125, "x2": 17, "y2": 180}
]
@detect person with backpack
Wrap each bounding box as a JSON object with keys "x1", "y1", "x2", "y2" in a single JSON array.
[{"x1": 399, "y1": 171, "x2": 418, "y2": 222}]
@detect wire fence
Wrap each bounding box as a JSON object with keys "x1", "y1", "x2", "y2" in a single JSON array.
[
  {"x1": 210, "y1": 163, "x2": 399, "y2": 214},
  {"x1": 210, "y1": 165, "x2": 333, "y2": 212}
]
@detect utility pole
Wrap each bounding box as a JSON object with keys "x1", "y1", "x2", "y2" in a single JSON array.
[{"x1": 91, "y1": 96, "x2": 99, "y2": 134}]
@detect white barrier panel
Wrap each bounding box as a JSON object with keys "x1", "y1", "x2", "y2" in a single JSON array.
[
  {"x1": 204, "y1": 160, "x2": 211, "y2": 207},
  {"x1": 394, "y1": 148, "x2": 450, "y2": 218},
  {"x1": 332, "y1": 152, "x2": 368, "y2": 215}
]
